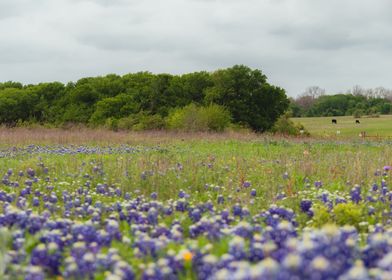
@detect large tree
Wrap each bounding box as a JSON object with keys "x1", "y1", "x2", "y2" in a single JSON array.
[{"x1": 205, "y1": 65, "x2": 289, "y2": 131}]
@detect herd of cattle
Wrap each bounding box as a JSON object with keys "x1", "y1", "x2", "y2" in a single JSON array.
[{"x1": 332, "y1": 119, "x2": 360, "y2": 124}]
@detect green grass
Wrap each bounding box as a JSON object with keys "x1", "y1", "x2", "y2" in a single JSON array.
[
  {"x1": 1, "y1": 138, "x2": 392, "y2": 216},
  {"x1": 2, "y1": 133, "x2": 392, "y2": 278},
  {"x1": 292, "y1": 115, "x2": 392, "y2": 138}
]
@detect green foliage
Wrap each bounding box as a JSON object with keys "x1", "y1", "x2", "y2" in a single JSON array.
[
  {"x1": 116, "y1": 113, "x2": 165, "y2": 131},
  {"x1": 166, "y1": 104, "x2": 231, "y2": 132},
  {"x1": 117, "y1": 116, "x2": 140, "y2": 130},
  {"x1": 353, "y1": 109, "x2": 364, "y2": 118},
  {"x1": 205, "y1": 65, "x2": 289, "y2": 131},
  {"x1": 332, "y1": 203, "x2": 364, "y2": 229},
  {"x1": 311, "y1": 205, "x2": 333, "y2": 228},
  {"x1": 271, "y1": 113, "x2": 310, "y2": 136},
  {"x1": 133, "y1": 114, "x2": 165, "y2": 131},
  {"x1": 104, "y1": 117, "x2": 119, "y2": 131},
  {"x1": 288, "y1": 98, "x2": 303, "y2": 117},
  {"x1": 89, "y1": 93, "x2": 137, "y2": 125},
  {"x1": 0, "y1": 88, "x2": 39, "y2": 125},
  {"x1": 199, "y1": 104, "x2": 232, "y2": 132},
  {"x1": 309, "y1": 203, "x2": 367, "y2": 230},
  {"x1": 0, "y1": 81, "x2": 23, "y2": 90},
  {"x1": 166, "y1": 104, "x2": 199, "y2": 131},
  {"x1": 293, "y1": 93, "x2": 392, "y2": 117},
  {"x1": 381, "y1": 103, "x2": 392, "y2": 114},
  {"x1": 0, "y1": 66, "x2": 287, "y2": 131}
]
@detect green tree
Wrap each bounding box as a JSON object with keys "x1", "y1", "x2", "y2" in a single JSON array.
[
  {"x1": 0, "y1": 88, "x2": 39, "y2": 125},
  {"x1": 89, "y1": 93, "x2": 137, "y2": 125},
  {"x1": 0, "y1": 81, "x2": 23, "y2": 90},
  {"x1": 205, "y1": 65, "x2": 289, "y2": 131},
  {"x1": 381, "y1": 103, "x2": 392, "y2": 114},
  {"x1": 167, "y1": 71, "x2": 213, "y2": 107}
]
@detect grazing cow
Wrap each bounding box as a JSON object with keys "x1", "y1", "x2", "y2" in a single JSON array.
[
  {"x1": 332, "y1": 119, "x2": 337, "y2": 124},
  {"x1": 356, "y1": 120, "x2": 360, "y2": 124}
]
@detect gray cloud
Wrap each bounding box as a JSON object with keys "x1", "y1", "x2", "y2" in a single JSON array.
[{"x1": 0, "y1": 0, "x2": 391, "y2": 96}]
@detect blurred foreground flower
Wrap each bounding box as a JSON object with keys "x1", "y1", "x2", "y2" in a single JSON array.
[{"x1": 0, "y1": 228, "x2": 11, "y2": 275}]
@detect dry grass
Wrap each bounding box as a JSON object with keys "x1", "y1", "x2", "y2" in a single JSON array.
[
  {"x1": 1, "y1": 126, "x2": 387, "y2": 147},
  {"x1": 0, "y1": 127, "x2": 265, "y2": 146}
]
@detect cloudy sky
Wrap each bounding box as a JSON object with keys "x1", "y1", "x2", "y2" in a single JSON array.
[{"x1": 0, "y1": 0, "x2": 391, "y2": 96}]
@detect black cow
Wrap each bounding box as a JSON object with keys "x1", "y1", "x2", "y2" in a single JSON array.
[
  {"x1": 356, "y1": 120, "x2": 360, "y2": 124},
  {"x1": 332, "y1": 119, "x2": 337, "y2": 124}
]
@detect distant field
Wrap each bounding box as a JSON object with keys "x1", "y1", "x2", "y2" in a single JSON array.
[{"x1": 292, "y1": 115, "x2": 392, "y2": 138}]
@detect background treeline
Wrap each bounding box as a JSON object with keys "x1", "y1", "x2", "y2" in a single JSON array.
[
  {"x1": 0, "y1": 65, "x2": 289, "y2": 132},
  {"x1": 290, "y1": 86, "x2": 392, "y2": 117}
]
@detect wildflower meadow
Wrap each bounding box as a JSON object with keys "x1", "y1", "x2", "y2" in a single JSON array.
[{"x1": 1, "y1": 132, "x2": 392, "y2": 279}]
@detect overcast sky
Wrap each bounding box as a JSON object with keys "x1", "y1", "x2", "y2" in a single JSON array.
[{"x1": 0, "y1": 0, "x2": 391, "y2": 96}]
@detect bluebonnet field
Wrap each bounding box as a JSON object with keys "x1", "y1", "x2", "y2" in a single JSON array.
[{"x1": 1, "y1": 137, "x2": 392, "y2": 279}]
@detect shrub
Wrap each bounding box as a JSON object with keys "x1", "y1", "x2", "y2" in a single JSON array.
[
  {"x1": 332, "y1": 203, "x2": 364, "y2": 229},
  {"x1": 366, "y1": 107, "x2": 379, "y2": 116},
  {"x1": 353, "y1": 109, "x2": 364, "y2": 118},
  {"x1": 166, "y1": 104, "x2": 231, "y2": 132},
  {"x1": 117, "y1": 113, "x2": 165, "y2": 131},
  {"x1": 166, "y1": 104, "x2": 200, "y2": 131},
  {"x1": 271, "y1": 113, "x2": 310, "y2": 136},
  {"x1": 199, "y1": 104, "x2": 231, "y2": 132},
  {"x1": 104, "y1": 117, "x2": 119, "y2": 131},
  {"x1": 133, "y1": 114, "x2": 165, "y2": 131},
  {"x1": 311, "y1": 205, "x2": 333, "y2": 228},
  {"x1": 117, "y1": 115, "x2": 139, "y2": 130}
]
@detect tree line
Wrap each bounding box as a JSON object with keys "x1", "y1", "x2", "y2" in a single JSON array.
[
  {"x1": 0, "y1": 65, "x2": 289, "y2": 132},
  {"x1": 290, "y1": 86, "x2": 392, "y2": 117}
]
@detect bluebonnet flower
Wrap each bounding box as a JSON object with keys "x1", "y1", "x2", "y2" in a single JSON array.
[
  {"x1": 250, "y1": 189, "x2": 256, "y2": 197},
  {"x1": 300, "y1": 199, "x2": 313, "y2": 217},
  {"x1": 147, "y1": 208, "x2": 159, "y2": 225},
  {"x1": 300, "y1": 199, "x2": 312, "y2": 213},
  {"x1": 178, "y1": 190, "x2": 186, "y2": 199},
  {"x1": 232, "y1": 204, "x2": 243, "y2": 218},
  {"x1": 190, "y1": 208, "x2": 202, "y2": 222},
  {"x1": 217, "y1": 194, "x2": 225, "y2": 204},
  {"x1": 30, "y1": 243, "x2": 62, "y2": 275},
  {"x1": 350, "y1": 185, "x2": 362, "y2": 204},
  {"x1": 314, "y1": 181, "x2": 323, "y2": 188},
  {"x1": 150, "y1": 192, "x2": 158, "y2": 200},
  {"x1": 26, "y1": 168, "x2": 35, "y2": 178},
  {"x1": 228, "y1": 236, "x2": 247, "y2": 260},
  {"x1": 25, "y1": 266, "x2": 45, "y2": 280}
]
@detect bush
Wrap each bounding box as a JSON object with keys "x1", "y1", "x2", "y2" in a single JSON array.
[
  {"x1": 199, "y1": 104, "x2": 231, "y2": 132},
  {"x1": 310, "y1": 205, "x2": 333, "y2": 228},
  {"x1": 353, "y1": 109, "x2": 364, "y2": 118},
  {"x1": 332, "y1": 203, "x2": 364, "y2": 229},
  {"x1": 366, "y1": 107, "x2": 379, "y2": 116},
  {"x1": 104, "y1": 117, "x2": 119, "y2": 131},
  {"x1": 117, "y1": 115, "x2": 139, "y2": 130},
  {"x1": 270, "y1": 113, "x2": 310, "y2": 136},
  {"x1": 117, "y1": 113, "x2": 165, "y2": 131},
  {"x1": 133, "y1": 114, "x2": 165, "y2": 131},
  {"x1": 166, "y1": 104, "x2": 231, "y2": 132}
]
